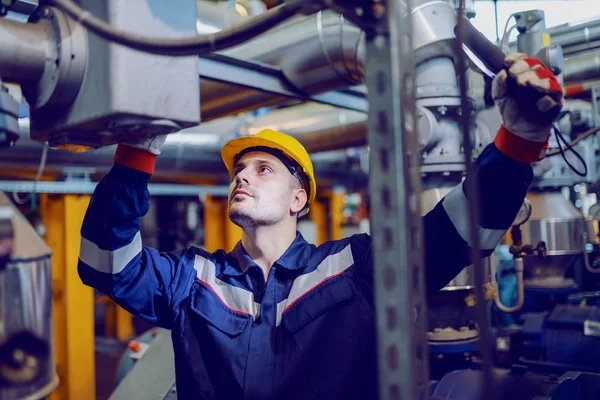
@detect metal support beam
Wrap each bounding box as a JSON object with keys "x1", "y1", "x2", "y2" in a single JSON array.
[
  {"x1": 0, "y1": 180, "x2": 229, "y2": 196},
  {"x1": 364, "y1": 0, "x2": 429, "y2": 399},
  {"x1": 203, "y1": 195, "x2": 242, "y2": 253},
  {"x1": 198, "y1": 55, "x2": 369, "y2": 114},
  {"x1": 40, "y1": 194, "x2": 96, "y2": 400}
]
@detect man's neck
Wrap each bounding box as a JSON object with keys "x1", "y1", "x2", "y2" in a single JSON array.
[{"x1": 241, "y1": 223, "x2": 297, "y2": 281}]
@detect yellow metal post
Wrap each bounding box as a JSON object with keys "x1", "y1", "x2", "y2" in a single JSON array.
[
  {"x1": 309, "y1": 198, "x2": 328, "y2": 246},
  {"x1": 204, "y1": 196, "x2": 242, "y2": 253},
  {"x1": 328, "y1": 188, "x2": 345, "y2": 241},
  {"x1": 204, "y1": 195, "x2": 226, "y2": 252},
  {"x1": 40, "y1": 194, "x2": 96, "y2": 400},
  {"x1": 225, "y1": 216, "x2": 242, "y2": 252}
]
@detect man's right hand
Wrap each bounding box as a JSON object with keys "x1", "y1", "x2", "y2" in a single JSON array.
[{"x1": 121, "y1": 134, "x2": 168, "y2": 156}]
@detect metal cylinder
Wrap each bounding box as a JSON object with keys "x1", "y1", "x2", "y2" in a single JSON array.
[
  {"x1": 521, "y1": 192, "x2": 585, "y2": 256},
  {"x1": 548, "y1": 19, "x2": 600, "y2": 56},
  {"x1": 416, "y1": 58, "x2": 460, "y2": 98},
  {"x1": 0, "y1": 118, "x2": 362, "y2": 184},
  {"x1": 200, "y1": 11, "x2": 365, "y2": 120},
  {"x1": 563, "y1": 53, "x2": 600, "y2": 83},
  {"x1": 0, "y1": 17, "x2": 49, "y2": 83},
  {"x1": 224, "y1": 10, "x2": 364, "y2": 94},
  {"x1": 517, "y1": 192, "x2": 584, "y2": 289},
  {"x1": 0, "y1": 192, "x2": 57, "y2": 400}
]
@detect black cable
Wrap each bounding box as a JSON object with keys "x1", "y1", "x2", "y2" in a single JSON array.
[
  {"x1": 45, "y1": 0, "x2": 318, "y2": 56},
  {"x1": 545, "y1": 125, "x2": 600, "y2": 157},
  {"x1": 553, "y1": 124, "x2": 588, "y2": 177}
]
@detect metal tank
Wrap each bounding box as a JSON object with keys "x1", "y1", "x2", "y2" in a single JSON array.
[
  {"x1": 0, "y1": 191, "x2": 57, "y2": 400},
  {"x1": 518, "y1": 192, "x2": 585, "y2": 290}
]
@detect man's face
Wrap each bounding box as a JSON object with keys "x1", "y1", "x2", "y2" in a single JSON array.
[{"x1": 228, "y1": 151, "x2": 305, "y2": 228}]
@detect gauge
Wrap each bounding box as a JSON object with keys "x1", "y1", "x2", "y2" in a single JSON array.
[
  {"x1": 513, "y1": 198, "x2": 532, "y2": 226},
  {"x1": 589, "y1": 203, "x2": 600, "y2": 220}
]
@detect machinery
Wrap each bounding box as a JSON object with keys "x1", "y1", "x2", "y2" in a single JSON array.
[
  {"x1": 1, "y1": 0, "x2": 600, "y2": 399},
  {"x1": 0, "y1": 191, "x2": 56, "y2": 400}
]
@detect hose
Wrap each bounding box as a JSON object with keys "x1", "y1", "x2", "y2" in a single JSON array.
[
  {"x1": 44, "y1": 0, "x2": 318, "y2": 56},
  {"x1": 494, "y1": 257, "x2": 525, "y2": 313}
]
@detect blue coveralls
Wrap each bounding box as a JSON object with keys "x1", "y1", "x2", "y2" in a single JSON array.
[{"x1": 78, "y1": 143, "x2": 532, "y2": 399}]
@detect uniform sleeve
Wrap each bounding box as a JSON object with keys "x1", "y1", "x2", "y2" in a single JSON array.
[
  {"x1": 358, "y1": 142, "x2": 533, "y2": 295},
  {"x1": 78, "y1": 145, "x2": 196, "y2": 329}
]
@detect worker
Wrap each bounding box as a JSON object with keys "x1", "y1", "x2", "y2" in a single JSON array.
[{"x1": 78, "y1": 53, "x2": 563, "y2": 399}]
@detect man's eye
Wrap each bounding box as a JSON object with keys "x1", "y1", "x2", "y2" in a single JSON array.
[{"x1": 259, "y1": 167, "x2": 272, "y2": 174}]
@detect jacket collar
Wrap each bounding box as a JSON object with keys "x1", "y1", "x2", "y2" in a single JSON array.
[{"x1": 225, "y1": 231, "x2": 312, "y2": 276}]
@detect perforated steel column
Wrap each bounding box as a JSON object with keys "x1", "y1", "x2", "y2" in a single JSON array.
[{"x1": 364, "y1": 0, "x2": 429, "y2": 398}]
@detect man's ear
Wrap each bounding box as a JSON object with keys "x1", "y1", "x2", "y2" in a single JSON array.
[{"x1": 290, "y1": 188, "x2": 308, "y2": 215}]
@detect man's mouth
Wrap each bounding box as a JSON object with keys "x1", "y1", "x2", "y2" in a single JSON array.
[{"x1": 232, "y1": 189, "x2": 252, "y2": 199}]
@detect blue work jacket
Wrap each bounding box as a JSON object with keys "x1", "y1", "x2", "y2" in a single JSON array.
[{"x1": 78, "y1": 143, "x2": 533, "y2": 399}]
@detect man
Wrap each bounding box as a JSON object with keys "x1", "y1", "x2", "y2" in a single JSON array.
[{"x1": 78, "y1": 53, "x2": 563, "y2": 399}]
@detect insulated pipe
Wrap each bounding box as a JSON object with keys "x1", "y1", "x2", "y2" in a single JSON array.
[
  {"x1": 508, "y1": 19, "x2": 600, "y2": 57},
  {"x1": 563, "y1": 53, "x2": 600, "y2": 83},
  {"x1": 0, "y1": 118, "x2": 361, "y2": 180},
  {"x1": 494, "y1": 257, "x2": 525, "y2": 313},
  {"x1": 224, "y1": 11, "x2": 364, "y2": 92},
  {"x1": 199, "y1": 10, "x2": 365, "y2": 120},
  {"x1": 0, "y1": 17, "x2": 49, "y2": 83},
  {"x1": 548, "y1": 19, "x2": 600, "y2": 55}
]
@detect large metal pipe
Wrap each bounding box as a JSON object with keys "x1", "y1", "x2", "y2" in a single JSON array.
[
  {"x1": 548, "y1": 19, "x2": 600, "y2": 56},
  {"x1": 0, "y1": 17, "x2": 49, "y2": 83},
  {"x1": 0, "y1": 114, "x2": 364, "y2": 182},
  {"x1": 564, "y1": 52, "x2": 600, "y2": 82},
  {"x1": 199, "y1": 10, "x2": 364, "y2": 120},
  {"x1": 509, "y1": 18, "x2": 600, "y2": 56}
]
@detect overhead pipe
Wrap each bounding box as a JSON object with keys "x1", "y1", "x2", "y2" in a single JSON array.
[
  {"x1": 200, "y1": 9, "x2": 364, "y2": 120},
  {"x1": 0, "y1": 113, "x2": 366, "y2": 182},
  {"x1": 547, "y1": 18, "x2": 600, "y2": 56},
  {"x1": 563, "y1": 52, "x2": 600, "y2": 83},
  {"x1": 509, "y1": 18, "x2": 600, "y2": 57}
]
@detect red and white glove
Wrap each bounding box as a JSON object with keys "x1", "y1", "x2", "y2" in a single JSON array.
[
  {"x1": 113, "y1": 135, "x2": 168, "y2": 175},
  {"x1": 121, "y1": 135, "x2": 168, "y2": 156},
  {"x1": 492, "y1": 53, "x2": 564, "y2": 163}
]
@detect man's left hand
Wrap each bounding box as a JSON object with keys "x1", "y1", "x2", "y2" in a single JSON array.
[{"x1": 492, "y1": 52, "x2": 564, "y2": 143}]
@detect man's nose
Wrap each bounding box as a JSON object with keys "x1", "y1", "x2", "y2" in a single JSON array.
[{"x1": 235, "y1": 169, "x2": 250, "y2": 185}]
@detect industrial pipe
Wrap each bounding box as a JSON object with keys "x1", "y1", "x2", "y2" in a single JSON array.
[
  {"x1": 583, "y1": 231, "x2": 600, "y2": 274},
  {"x1": 563, "y1": 81, "x2": 600, "y2": 97},
  {"x1": 0, "y1": 118, "x2": 363, "y2": 183},
  {"x1": 563, "y1": 53, "x2": 600, "y2": 83},
  {"x1": 494, "y1": 257, "x2": 525, "y2": 313},
  {"x1": 196, "y1": 10, "x2": 365, "y2": 120},
  {"x1": 0, "y1": 17, "x2": 49, "y2": 83},
  {"x1": 547, "y1": 19, "x2": 600, "y2": 56},
  {"x1": 509, "y1": 18, "x2": 600, "y2": 56}
]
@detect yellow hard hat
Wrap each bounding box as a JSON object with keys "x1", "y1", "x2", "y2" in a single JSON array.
[{"x1": 221, "y1": 129, "x2": 316, "y2": 207}]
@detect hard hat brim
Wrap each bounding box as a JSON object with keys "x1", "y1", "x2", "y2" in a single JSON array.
[{"x1": 221, "y1": 135, "x2": 316, "y2": 206}]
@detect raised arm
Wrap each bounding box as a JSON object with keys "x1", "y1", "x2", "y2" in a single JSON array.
[
  {"x1": 78, "y1": 138, "x2": 196, "y2": 329},
  {"x1": 357, "y1": 53, "x2": 563, "y2": 295}
]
